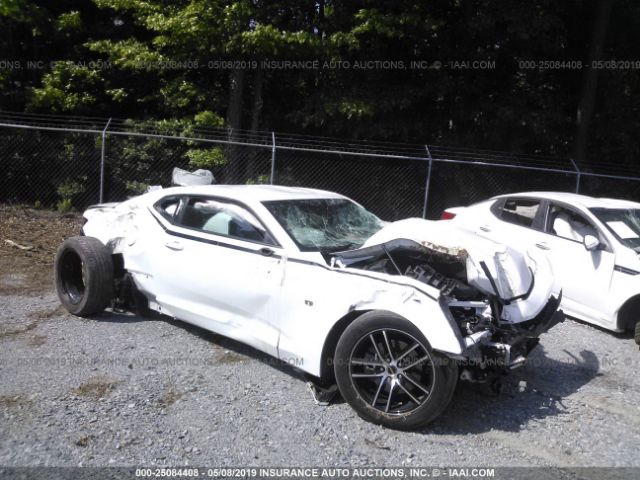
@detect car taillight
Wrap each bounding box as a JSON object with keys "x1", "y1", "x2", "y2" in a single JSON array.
[{"x1": 441, "y1": 211, "x2": 456, "y2": 220}]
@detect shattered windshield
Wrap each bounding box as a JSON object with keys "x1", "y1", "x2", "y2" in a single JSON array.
[
  {"x1": 263, "y1": 198, "x2": 384, "y2": 252},
  {"x1": 590, "y1": 208, "x2": 640, "y2": 251}
]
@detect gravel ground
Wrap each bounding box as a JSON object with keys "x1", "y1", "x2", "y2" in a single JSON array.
[
  {"x1": 1, "y1": 288, "x2": 639, "y2": 468},
  {"x1": 0, "y1": 206, "x2": 639, "y2": 469}
]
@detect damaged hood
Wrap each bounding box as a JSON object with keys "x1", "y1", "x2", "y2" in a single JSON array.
[{"x1": 359, "y1": 218, "x2": 559, "y2": 323}]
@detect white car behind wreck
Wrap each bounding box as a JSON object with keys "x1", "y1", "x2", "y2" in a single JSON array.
[{"x1": 54, "y1": 185, "x2": 563, "y2": 429}]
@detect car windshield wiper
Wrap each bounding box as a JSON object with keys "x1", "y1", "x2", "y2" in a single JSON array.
[{"x1": 321, "y1": 242, "x2": 360, "y2": 254}]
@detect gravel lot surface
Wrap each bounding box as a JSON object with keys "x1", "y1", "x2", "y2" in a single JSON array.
[
  {"x1": 1, "y1": 290, "x2": 639, "y2": 468},
  {"x1": 1, "y1": 208, "x2": 639, "y2": 469}
]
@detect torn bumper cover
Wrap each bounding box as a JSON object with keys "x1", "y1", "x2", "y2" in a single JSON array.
[{"x1": 461, "y1": 294, "x2": 564, "y2": 375}]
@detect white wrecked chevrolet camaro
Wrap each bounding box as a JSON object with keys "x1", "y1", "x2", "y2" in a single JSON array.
[{"x1": 55, "y1": 185, "x2": 563, "y2": 429}]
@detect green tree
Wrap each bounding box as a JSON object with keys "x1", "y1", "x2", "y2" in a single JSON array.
[{"x1": 1, "y1": 0, "x2": 639, "y2": 174}]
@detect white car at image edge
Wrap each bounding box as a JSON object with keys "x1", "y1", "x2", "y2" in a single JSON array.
[
  {"x1": 443, "y1": 191, "x2": 640, "y2": 345},
  {"x1": 54, "y1": 185, "x2": 563, "y2": 429}
]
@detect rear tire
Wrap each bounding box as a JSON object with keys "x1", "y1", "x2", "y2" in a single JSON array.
[
  {"x1": 334, "y1": 311, "x2": 458, "y2": 430},
  {"x1": 54, "y1": 236, "x2": 114, "y2": 316}
]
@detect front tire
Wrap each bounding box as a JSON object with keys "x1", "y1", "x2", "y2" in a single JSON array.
[
  {"x1": 334, "y1": 311, "x2": 458, "y2": 430},
  {"x1": 54, "y1": 236, "x2": 114, "y2": 316}
]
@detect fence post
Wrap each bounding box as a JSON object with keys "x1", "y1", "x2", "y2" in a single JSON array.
[
  {"x1": 422, "y1": 145, "x2": 434, "y2": 218},
  {"x1": 270, "y1": 132, "x2": 276, "y2": 185},
  {"x1": 570, "y1": 158, "x2": 581, "y2": 193},
  {"x1": 99, "y1": 117, "x2": 112, "y2": 203}
]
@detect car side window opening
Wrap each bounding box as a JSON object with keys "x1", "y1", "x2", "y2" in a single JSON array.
[
  {"x1": 178, "y1": 197, "x2": 276, "y2": 245},
  {"x1": 156, "y1": 197, "x2": 181, "y2": 221},
  {"x1": 548, "y1": 205, "x2": 597, "y2": 242},
  {"x1": 499, "y1": 199, "x2": 540, "y2": 228}
]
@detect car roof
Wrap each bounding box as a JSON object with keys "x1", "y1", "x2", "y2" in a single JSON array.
[
  {"x1": 149, "y1": 184, "x2": 348, "y2": 202},
  {"x1": 495, "y1": 191, "x2": 640, "y2": 209}
]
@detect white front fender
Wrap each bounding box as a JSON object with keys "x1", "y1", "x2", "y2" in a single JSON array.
[{"x1": 351, "y1": 288, "x2": 464, "y2": 356}]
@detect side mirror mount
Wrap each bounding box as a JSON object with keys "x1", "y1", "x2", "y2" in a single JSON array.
[{"x1": 583, "y1": 234, "x2": 600, "y2": 251}]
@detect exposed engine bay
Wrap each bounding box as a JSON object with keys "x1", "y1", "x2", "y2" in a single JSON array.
[{"x1": 332, "y1": 219, "x2": 564, "y2": 383}]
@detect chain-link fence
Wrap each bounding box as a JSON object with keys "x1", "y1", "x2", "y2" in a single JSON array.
[
  {"x1": 0, "y1": 126, "x2": 101, "y2": 208},
  {"x1": 1, "y1": 111, "x2": 640, "y2": 221}
]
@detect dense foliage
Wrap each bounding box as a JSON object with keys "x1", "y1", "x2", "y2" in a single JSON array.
[{"x1": 1, "y1": 1, "x2": 639, "y2": 173}]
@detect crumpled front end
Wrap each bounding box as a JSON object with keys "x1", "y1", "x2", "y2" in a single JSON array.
[
  {"x1": 449, "y1": 291, "x2": 563, "y2": 380},
  {"x1": 333, "y1": 218, "x2": 564, "y2": 378}
]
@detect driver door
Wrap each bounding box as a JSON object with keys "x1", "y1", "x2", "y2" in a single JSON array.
[
  {"x1": 537, "y1": 203, "x2": 615, "y2": 322},
  {"x1": 148, "y1": 195, "x2": 284, "y2": 357}
]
